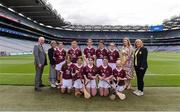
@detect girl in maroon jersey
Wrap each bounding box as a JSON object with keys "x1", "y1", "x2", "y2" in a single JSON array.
[
  {"x1": 72, "y1": 56, "x2": 84, "y2": 97},
  {"x1": 83, "y1": 39, "x2": 96, "y2": 66},
  {"x1": 108, "y1": 42, "x2": 120, "y2": 70},
  {"x1": 54, "y1": 42, "x2": 66, "y2": 86},
  {"x1": 83, "y1": 57, "x2": 98, "y2": 96},
  {"x1": 113, "y1": 59, "x2": 127, "y2": 93},
  {"x1": 68, "y1": 40, "x2": 82, "y2": 64},
  {"x1": 96, "y1": 40, "x2": 108, "y2": 67},
  {"x1": 60, "y1": 55, "x2": 75, "y2": 94},
  {"x1": 98, "y1": 56, "x2": 113, "y2": 96}
]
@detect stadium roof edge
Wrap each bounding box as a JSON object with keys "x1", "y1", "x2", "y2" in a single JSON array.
[
  {"x1": 0, "y1": 0, "x2": 69, "y2": 27},
  {"x1": 1, "y1": 0, "x2": 180, "y2": 32}
]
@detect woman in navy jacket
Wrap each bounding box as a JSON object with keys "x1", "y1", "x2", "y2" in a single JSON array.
[{"x1": 133, "y1": 39, "x2": 148, "y2": 96}]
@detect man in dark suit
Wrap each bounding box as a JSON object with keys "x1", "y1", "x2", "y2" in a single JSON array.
[
  {"x1": 133, "y1": 39, "x2": 148, "y2": 96},
  {"x1": 33, "y1": 37, "x2": 47, "y2": 91}
]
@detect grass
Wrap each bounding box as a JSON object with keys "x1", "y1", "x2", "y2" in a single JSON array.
[
  {"x1": 0, "y1": 86, "x2": 180, "y2": 111},
  {"x1": 0, "y1": 52, "x2": 180, "y2": 111},
  {"x1": 0, "y1": 52, "x2": 180, "y2": 86}
]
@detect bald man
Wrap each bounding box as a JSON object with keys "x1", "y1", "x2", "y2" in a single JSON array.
[{"x1": 33, "y1": 37, "x2": 47, "y2": 91}]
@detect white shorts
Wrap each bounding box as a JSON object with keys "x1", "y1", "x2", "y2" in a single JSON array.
[
  {"x1": 98, "y1": 80, "x2": 111, "y2": 88},
  {"x1": 86, "y1": 80, "x2": 97, "y2": 88},
  {"x1": 108, "y1": 63, "x2": 116, "y2": 70},
  {"x1": 55, "y1": 61, "x2": 65, "y2": 71},
  {"x1": 96, "y1": 59, "x2": 103, "y2": 67},
  {"x1": 61, "y1": 79, "x2": 73, "y2": 89},
  {"x1": 73, "y1": 79, "x2": 83, "y2": 89},
  {"x1": 116, "y1": 85, "x2": 125, "y2": 92}
]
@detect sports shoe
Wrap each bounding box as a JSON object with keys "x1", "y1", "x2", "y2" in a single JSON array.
[
  {"x1": 138, "y1": 91, "x2": 144, "y2": 96},
  {"x1": 133, "y1": 90, "x2": 139, "y2": 94},
  {"x1": 133, "y1": 90, "x2": 144, "y2": 96},
  {"x1": 57, "y1": 85, "x2": 61, "y2": 89},
  {"x1": 50, "y1": 83, "x2": 56, "y2": 88},
  {"x1": 55, "y1": 82, "x2": 59, "y2": 86}
]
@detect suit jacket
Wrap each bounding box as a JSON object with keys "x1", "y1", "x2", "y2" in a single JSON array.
[
  {"x1": 48, "y1": 47, "x2": 56, "y2": 65},
  {"x1": 134, "y1": 47, "x2": 148, "y2": 69},
  {"x1": 33, "y1": 44, "x2": 47, "y2": 65}
]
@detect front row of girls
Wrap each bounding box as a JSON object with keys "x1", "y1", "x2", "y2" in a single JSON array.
[{"x1": 60, "y1": 55, "x2": 127, "y2": 97}]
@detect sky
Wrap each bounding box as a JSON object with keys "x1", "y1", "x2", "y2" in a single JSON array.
[{"x1": 47, "y1": 0, "x2": 180, "y2": 25}]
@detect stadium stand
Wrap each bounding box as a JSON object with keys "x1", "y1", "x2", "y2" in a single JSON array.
[
  {"x1": 0, "y1": 0, "x2": 180, "y2": 55},
  {"x1": 0, "y1": 36, "x2": 49, "y2": 55}
]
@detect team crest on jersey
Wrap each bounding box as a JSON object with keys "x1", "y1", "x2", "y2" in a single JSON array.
[
  {"x1": 103, "y1": 69, "x2": 106, "y2": 73},
  {"x1": 88, "y1": 73, "x2": 92, "y2": 77},
  {"x1": 66, "y1": 70, "x2": 70, "y2": 74},
  {"x1": 102, "y1": 73, "x2": 105, "y2": 77},
  {"x1": 88, "y1": 53, "x2": 91, "y2": 56},
  {"x1": 72, "y1": 54, "x2": 76, "y2": 58},
  {"x1": 89, "y1": 68, "x2": 92, "y2": 72},
  {"x1": 110, "y1": 56, "x2": 113, "y2": 60}
]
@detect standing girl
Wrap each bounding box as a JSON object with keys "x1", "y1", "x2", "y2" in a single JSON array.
[
  {"x1": 83, "y1": 39, "x2": 96, "y2": 66},
  {"x1": 108, "y1": 42, "x2": 120, "y2": 70},
  {"x1": 54, "y1": 42, "x2": 66, "y2": 86},
  {"x1": 68, "y1": 40, "x2": 82, "y2": 64},
  {"x1": 96, "y1": 40, "x2": 108, "y2": 67}
]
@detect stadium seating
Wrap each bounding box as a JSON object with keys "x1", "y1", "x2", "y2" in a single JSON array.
[
  {"x1": 1, "y1": 3, "x2": 180, "y2": 54},
  {"x1": 1, "y1": 35, "x2": 180, "y2": 56},
  {"x1": 0, "y1": 36, "x2": 49, "y2": 55}
]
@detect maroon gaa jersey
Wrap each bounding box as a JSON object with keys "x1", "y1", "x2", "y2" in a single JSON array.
[
  {"x1": 98, "y1": 65, "x2": 112, "y2": 78},
  {"x1": 83, "y1": 47, "x2": 96, "y2": 58},
  {"x1": 83, "y1": 65, "x2": 98, "y2": 80},
  {"x1": 54, "y1": 48, "x2": 66, "y2": 64},
  {"x1": 96, "y1": 48, "x2": 108, "y2": 59},
  {"x1": 61, "y1": 63, "x2": 75, "y2": 79},
  {"x1": 108, "y1": 49, "x2": 119, "y2": 63},
  {"x1": 113, "y1": 68, "x2": 126, "y2": 85},
  {"x1": 68, "y1": 48, "x2": 82, "y2": 63},
  {"x1": 73, "y1": 64, "x2": 84, "y2": 80}
]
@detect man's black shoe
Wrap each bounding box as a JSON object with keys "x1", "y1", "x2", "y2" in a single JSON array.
[
  {"x1": 35, "y1": 88, "x2": 41, "y2": 91},
  {"x1": 40, "y1": 84, "x2": 46, "y2": 87}
]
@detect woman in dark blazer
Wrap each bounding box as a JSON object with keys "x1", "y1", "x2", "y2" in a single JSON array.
[{"x1": 133, "y1": 39, "x2": 148, "y2": 96}]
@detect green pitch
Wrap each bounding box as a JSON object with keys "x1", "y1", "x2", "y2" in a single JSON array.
[
  {"x1": 0, "y1": 52, "x2": 180, "y2": 111},
  {"x1": 0, "y1": 52, "x2": 180, "y2": 86},
  {"x1": 0, "y1": 86, "x2": 180, "y2": 111}
]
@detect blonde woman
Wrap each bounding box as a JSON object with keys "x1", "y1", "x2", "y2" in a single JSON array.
[
  {"x1": 133, "y1": 39, "x2": 148, "y2": 96},
  {"x1": 119, "y1": 37, "x2": 134, "y2": 89}
]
